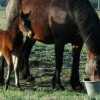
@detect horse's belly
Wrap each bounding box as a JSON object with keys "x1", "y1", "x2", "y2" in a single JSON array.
[
  {"x1": 51, "y1": 23, "x2": 79, "y2": 39},
  {"x1": 33, "y1": 22, "x2": 79, "y2": 44},
  {"x1": 33, "y1": 34, "x2": 54, "y2": 44},
  {"x1": 33, "y1": 29, "x2": 54, "y2": 44},
  {"x1": 31, "y1": 6, "x2": 79, "y2": 44}
]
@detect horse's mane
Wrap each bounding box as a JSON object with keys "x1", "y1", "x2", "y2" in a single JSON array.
[{"x1": 68, "y1": 0, "x2": 100, "y2": 55}]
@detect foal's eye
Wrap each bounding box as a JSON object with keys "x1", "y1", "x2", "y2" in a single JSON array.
[{"x1": 27, "y1": 18, "x2": 30, "y2": 21}]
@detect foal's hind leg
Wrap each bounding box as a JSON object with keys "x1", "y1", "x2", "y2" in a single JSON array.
[
  {"x1": 12, "y1": 55, "x2": 20, "y2": 87},
  {"x1": 70, "y1": 41, "x2": 83, "y2": 90},
  {"x1": 3, "y1": 50, "x2": 13, "y2": 89},
  {"x1": 52, "y1": 40, "x2": 65, "y2": 90}
]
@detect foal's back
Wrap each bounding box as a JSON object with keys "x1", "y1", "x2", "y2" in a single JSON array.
[{"x1": 0, "y1": 29, "x2": 14, "y2": 53}]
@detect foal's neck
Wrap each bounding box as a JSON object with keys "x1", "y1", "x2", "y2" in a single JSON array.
[{"x1": 10, "y1": 17, "x2": 20, "y2": 40}]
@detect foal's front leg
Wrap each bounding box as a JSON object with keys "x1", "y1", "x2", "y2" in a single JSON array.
[{"x1": 52, "y1": 40, "x2": 65, "y2": 90}]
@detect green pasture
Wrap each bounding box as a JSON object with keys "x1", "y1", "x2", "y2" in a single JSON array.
[{"x1": 0, "y1": 7, "x2": 100, "y2": 100}]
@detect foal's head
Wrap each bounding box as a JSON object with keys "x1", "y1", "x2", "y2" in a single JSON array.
[{"x1": 19, "y1": 11, "x2": 33, "y2": 38}]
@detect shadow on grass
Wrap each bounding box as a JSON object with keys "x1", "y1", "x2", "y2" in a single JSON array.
[{"x1": 0, "y1": 57, "x2": 85, "y2": 94}]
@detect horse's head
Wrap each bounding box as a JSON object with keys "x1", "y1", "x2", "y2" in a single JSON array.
[
  {"x1": 19, "y1": 11, "x2": 33, "y2": 38},
  {"x1": 86, "y1": 51, "x2": 100, "y2": 81}
]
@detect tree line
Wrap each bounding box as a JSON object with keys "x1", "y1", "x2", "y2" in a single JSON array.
[
  {"x1": 0, "y1": 0, "x2": 7, "y2": 7},
  {"x1": 0, "y1": 0, "x2": 99, "y2": 9}
]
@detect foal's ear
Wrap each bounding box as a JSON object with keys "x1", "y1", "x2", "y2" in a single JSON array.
[
  {"x1": 20, "y1": 11, "x2": 31, "y2": 19},
  {"x1": 26, "y1": 11, "x2": 31, "y2": 17},
  {"x1": 20, "y1": 11, "x2": 24, "y2": 19}
]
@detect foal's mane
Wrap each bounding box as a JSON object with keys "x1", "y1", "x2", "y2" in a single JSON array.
[{"x1": 68, "y1": 0, "x2": 100, "y2": 55}]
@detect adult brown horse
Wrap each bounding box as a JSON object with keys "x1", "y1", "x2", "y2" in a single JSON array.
[{"x1": 1, "y1": 0, "x2": 100, "y2": 90}]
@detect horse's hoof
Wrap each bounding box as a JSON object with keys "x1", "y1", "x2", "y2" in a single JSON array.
[
  {"x1": 73, "y1": 84, "x2": 84, "y2": 91},
  {"x1": 52, "y1": 77, "x2": 65, "y2": 91},
  {"x1": 21, "y1": 74, "x2": 35, "y2": 82},
  {"x1": 70, "y1": 82, "x2": 84, "y2": 91},
  {"x1": 52, "y1": 83, "x2": 65, "y2": 91},
  {"x1": 20, "y1": 74, "x2": 27, "y2": 80}
]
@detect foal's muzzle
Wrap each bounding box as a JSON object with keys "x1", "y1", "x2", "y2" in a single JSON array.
[{"x1": 28, "y1": 31, "x2": 33, "y2": 38}]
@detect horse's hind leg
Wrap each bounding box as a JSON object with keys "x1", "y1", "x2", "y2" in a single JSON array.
[
  {"x1": 0, "y1": 56, "x2": 5, "y2": 84},
  {"x1": 20, "y1": 37, "x2": 35, "y2": 81},
  {"x1": 52, "y1": 40, "x2": 65, "y2": 90},
  {"x1": 70, "y1": 41, "x2": 83, "y2": 90}
]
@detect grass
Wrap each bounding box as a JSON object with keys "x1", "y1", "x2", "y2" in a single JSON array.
[
  {"x1": 0, "y1": 7, "x2": 100, "y2": 100},
  {"x1": 0, "y1": 7, "x2": 6, "y2": 29}
]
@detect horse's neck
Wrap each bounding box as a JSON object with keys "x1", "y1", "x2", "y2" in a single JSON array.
[{"x1": 10, "y1": 0, "x2": 20, "y2": 4}]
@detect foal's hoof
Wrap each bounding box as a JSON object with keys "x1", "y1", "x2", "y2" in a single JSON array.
[
  {"x1": 15, "y1": 83, "x2": 20, "y2": 88},
  {"x1": 52, "y1": 83, "x2": 65, "y2": 91},
  {"x1": 14, "y1": 84, "x2": 22, "y2": 90},
  {"x1": 70, "y1": 82, "x2": 84, "y2": 91},
  {"x1": 5, "y1": 84, "x2": 9, "y2": 90},
  {"x1": 5, "y1": 79, "x2": 10, "y2": 90}
]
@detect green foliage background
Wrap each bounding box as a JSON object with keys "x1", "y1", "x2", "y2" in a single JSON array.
[{"x1": 0, "y1": 0, "x2": 99, "y2": 8}]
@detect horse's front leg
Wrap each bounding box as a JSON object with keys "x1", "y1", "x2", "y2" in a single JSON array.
[
  {"x1": 52, "y1": 40, "x2": 65, "y2": 90},
  {"x1": 20, "y1": 37, "x2": 35, "y2": 81},
  {"x1": 70, "y1": 42, "x2": 84, "y2": 90}
]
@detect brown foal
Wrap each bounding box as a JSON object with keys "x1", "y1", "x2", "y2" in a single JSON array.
[{"x1": 0, "y1": 11, "x2": 33, "y2": 89}]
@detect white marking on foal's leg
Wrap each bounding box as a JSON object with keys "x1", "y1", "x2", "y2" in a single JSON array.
[{"x1": 12, "y1": 55, "x2": 19, "y2": 87}]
